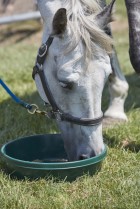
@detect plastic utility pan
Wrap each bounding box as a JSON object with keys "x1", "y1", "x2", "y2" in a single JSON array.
[{"x1": 0, "y1": 134, "x2": 107, "y2": 181}]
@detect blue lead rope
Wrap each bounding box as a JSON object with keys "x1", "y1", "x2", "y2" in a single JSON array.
[{"x1": 0, "y1": 78, "x2": 32, "y2": 110}]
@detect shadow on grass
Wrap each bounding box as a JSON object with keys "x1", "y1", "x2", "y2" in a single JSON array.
[
  {"x1": 102, "y1": 72, "x2": 140, "y2": 112},
  {"x1": 0, "y1": 91, "x2": 59, "y2": 146},
  {"x1": 104, "y1": 134, "x2": 140, "y2": 153},
  {"x1": 0, "y1": 20, "x2": 41, "y2": 44},
  {"x1": 0, "y1": 27, "x2": 40, "y2": 43},
  {"x1": 102, "y1": 72, "x2": 140, "y2": 153},
  {"x1": 0, "y1": 74, "x2": 139, "y2": 182},
  {"x1": 125, "y1": 73, "x2": 140, "y2": 110},
  {"x1": 0, "y1": 72, "x2": 139, "y2": 150}
]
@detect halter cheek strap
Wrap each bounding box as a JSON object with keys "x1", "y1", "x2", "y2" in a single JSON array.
[{"x1": 32, "y1": 36, "x2": 103, "y2": 126}]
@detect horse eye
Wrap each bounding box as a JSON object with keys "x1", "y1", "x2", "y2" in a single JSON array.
[{"x1": 59, "y1": 81, "x2": 73, "y2": 90}]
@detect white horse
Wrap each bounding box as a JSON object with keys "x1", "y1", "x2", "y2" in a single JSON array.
[{"x1": 34, "y1": 0, "x2": 127, "y2": 161}]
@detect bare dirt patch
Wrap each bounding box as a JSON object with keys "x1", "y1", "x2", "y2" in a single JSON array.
[
  {"x1": 0, "y1": 0, "x2": 42, "y2": 46},
  {"x1": 111, "y1": 19, "x2": 128, "y2": 32},
  {"x1": 0, "y1": 0, "x2": 36, "y2": 16}
]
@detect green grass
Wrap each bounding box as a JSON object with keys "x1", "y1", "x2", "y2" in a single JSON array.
[{"x1": 0, "y1": 2, "x2": 140, "y2": 208}]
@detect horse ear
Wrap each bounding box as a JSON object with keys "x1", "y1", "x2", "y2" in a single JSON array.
[
  {"x1": 96, "y1": 0, "x2": 116, "y2": 29},
  {"x1": 52, "y1": 8, "x2": 67, "y2": 35}
]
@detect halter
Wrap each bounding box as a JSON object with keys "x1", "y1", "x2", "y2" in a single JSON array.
[{"x1": 32, "y1": 37, "x2": 103, "y2": 126}]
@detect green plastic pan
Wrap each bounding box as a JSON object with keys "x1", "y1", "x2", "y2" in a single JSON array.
[{"x1": 0, "y1": 134, "x2": 107, "y2": 181}]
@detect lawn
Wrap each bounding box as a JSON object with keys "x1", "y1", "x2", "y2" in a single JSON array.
[{"x1": 0, "y1": 1, "x2": 140, "y2": 209}]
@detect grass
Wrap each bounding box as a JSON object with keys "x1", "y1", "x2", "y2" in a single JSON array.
[{"x1": 0, "y1": 1, "x2": 140, "y2": 208}]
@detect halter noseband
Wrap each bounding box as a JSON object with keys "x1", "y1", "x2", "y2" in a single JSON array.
[{"x1": 32, "y1": 37, "x2": 103, "y2": 126}]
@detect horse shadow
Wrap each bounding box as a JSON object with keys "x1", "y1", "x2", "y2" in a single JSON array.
[
  {"x1": 103, "y1": 132, "x2": 140, "y2": 153},
  {"x1": 0, "y1": 73, "x2": 139, "y2": 182},
  {"x1": 102, "y1": 73, "x2": 140, "y2": 112},
  {"x1": 0, "y1": 72, "x2": 139, "y2": 153},
  {"x1": 0, "y1": 91, "x2": 59, "y2": 146}
]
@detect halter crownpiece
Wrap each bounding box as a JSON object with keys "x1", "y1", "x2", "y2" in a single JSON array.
[{"x1": 32, "y1": 36, "x2": 103, "y2": 126}]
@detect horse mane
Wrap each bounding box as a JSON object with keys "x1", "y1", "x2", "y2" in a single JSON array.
[{"x1": 64, "y1": 0, "x2": 113, "y2": 57}]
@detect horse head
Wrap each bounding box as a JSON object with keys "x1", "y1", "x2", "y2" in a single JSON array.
[{"x1": 35, "y1": 0, "x2": 115, "y2": 161}]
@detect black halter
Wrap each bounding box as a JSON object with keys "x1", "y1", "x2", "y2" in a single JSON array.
[{"x1": 32, "y1": 37, "x2": 103, "y2": 126}]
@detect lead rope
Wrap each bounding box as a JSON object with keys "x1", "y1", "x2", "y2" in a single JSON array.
[{"x1": 0, "y1": 78, "x2": 50, "y2": 117}]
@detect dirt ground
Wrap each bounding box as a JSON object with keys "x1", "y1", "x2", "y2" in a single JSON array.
[
  {"x1": 0, "y1": 0, "x2": 42, "y2": 46},
  {"x1": 0, "y1": 0, "x2": 36, "y2": 16}
]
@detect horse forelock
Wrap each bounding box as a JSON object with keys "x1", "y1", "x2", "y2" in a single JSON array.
[{"x1": 64, "y1": 0, "x2": 113, "y2": 58}]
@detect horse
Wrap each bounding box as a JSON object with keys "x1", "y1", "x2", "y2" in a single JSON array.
[
  {"x1": 34, "y1": 0, "x2": 128, "y2": 161},
  {"x1": 125, "y1": 0, "x2": 140, "y2": 74},
  {"x1": 100, "y1": 0, "x2": 140, "y2": 74}
]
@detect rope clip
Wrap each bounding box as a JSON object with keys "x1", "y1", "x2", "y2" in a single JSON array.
[{"x1": 27, "y1": 104, "x2": 50, "y2": 118}]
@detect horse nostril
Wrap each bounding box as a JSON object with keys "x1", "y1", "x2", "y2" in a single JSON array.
[
  {"x1": 79, "y1": 154, "x2": 88, "y2": 160},
  {"x1": 91, "y1": 150, "x2": 96, "y2": 157}
]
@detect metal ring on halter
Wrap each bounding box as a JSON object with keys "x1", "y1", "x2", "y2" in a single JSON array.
[
  {"x1": 27, "y1": 104, "x2": 39, "y2": 115},
  {"x1": 38, "y1": 44, "x2": 48, "y2": 58}
]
